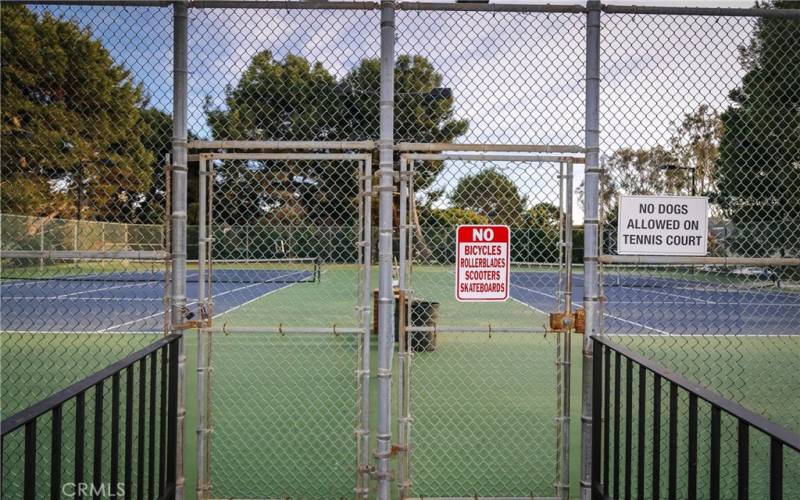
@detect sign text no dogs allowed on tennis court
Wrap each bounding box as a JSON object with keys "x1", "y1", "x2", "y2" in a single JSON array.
[
  {"x1": 617, "y1": 195, "x2": 708, "y2": 256},
  {"x1": 455, "y1": 225, "x2": 510, "y2": 302}
]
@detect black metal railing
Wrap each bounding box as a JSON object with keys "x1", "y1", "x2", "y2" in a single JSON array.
[
  {"x1": 591, "y1": 335, "x2": 800, "y2": 500},
  {"x1": 1, "y1": 334, "x2": 181, "y2": 500}
]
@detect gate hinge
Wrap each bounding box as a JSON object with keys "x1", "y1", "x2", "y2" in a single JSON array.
[{"x1": 390, "y1": 444, "x2": 407, "y2": 456}]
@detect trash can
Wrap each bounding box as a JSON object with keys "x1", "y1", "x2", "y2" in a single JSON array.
[{"x1": 409, "y1": 300, "x2": 439, "y2": 352}]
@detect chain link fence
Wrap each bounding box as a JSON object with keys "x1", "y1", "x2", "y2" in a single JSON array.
[
  {"x1": 1, "y1": 4, "x2": 172, "y2": 493},
  {"x1": 192, "y1": 153, "x2": 372, "y2": 497},
  {"x1": 597, "y1": 8, "x2": 800, "y2": 437},
  {"x1": 2, "y1": 1, "x2": 799, "y2": 499},
  {"x1": 396, "y1": 154, "x2": 580, "y2": 497}
]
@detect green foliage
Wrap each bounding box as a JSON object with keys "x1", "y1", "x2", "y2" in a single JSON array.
[
  {"x1": 523, "y1": 202, "x2": 561, "y2": 229},
  {"x1": 206, "y1": 52, "x2": 339, "y2": 141},
  {"x1": 205, "y1": 52, "x2": 468, "y2": 225},
  {"x1": 717, "y1": 0, "x2": 800, "y2": 257},
  {"x1": 419, "y1": 207, "x2": 488, "y2": 227},
  {"x1": 450, "y1": 168, "x2": 526, "y2": 226},
  {"x1": 669, "y1": 104, "x2": 722, "y2": 196},
  {"x1": 1, "y1": 5, "x2": 155, "y2": 221}
]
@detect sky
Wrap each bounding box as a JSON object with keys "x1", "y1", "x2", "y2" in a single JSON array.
[{"x1": 27, "y1": 1, "x2": 764, "y2": 222}]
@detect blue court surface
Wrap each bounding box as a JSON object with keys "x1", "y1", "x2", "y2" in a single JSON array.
[
  {"x1": 0, "y1": 270, "x2": 312, "y2": 333},
  {"x1": 509, "y1": 271, "x2": 800, "y2": 336},
  {"x1": 1, "y1": 268, "x2": 798, "y2": 336}
]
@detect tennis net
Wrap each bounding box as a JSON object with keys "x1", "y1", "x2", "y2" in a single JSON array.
[
  {"x1": 0, "y1": 251, "x2": 320, "y2": 284},
  {"x1": 508, "y1": 261, "x2": 791, "y2": 291}
]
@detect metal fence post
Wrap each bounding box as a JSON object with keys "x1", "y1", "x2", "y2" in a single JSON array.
[
  {"x1": 358, "y1": 157, "x2": 374, "y2": 499},
  {"x1": 376, "y1": 1, "x2": 396, "y2": 498},
  {"x1": 170, "y1": 2, "x2": 189, "y2": 498},
  {"x1": 563, "y1": 160, "x2": 574, "y2": 499},
  {"x1": 196, "y1": 158, "x2": 208, "y2": 498},
  {"x1": 581, "y1": 2, "x2": 602, "y2": 499}
]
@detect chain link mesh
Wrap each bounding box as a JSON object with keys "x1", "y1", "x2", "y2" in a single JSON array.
[
  {"x1": 200, "y1": 155, "x2": 371, "y2": 497},
  {"x1": 2, "y1": 2, "x2": 799, "y2": 498},
  {"x1": 1, "y1": 5, "x2": 172, "y2": 490},
  {"x1": 398, "y1": 156, "x2": 576, "y2": 497},
  {"x1": 597, "y1": 9, "x2": 800, "y2": 437}
]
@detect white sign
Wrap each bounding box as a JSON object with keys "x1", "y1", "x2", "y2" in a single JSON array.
[
  {"x1": 617, "y1": 195, "x2": 708, "y2": 256},
  {"x1": 455, "y1": 225, "x2": 510, "y2": 302}
]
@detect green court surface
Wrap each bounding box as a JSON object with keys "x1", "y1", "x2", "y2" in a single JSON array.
[{"x1": 2, "y1": 264, "x2": 798, "y2": 498}]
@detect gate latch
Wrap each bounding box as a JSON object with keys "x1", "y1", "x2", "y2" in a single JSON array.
[{"x1": 549, "y1": 309, "x2": 585, "y2": 334}]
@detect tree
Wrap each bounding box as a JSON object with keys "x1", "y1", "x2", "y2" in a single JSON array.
[
  {"x1": 1, "y1": 5, "x2": 154, "y2": 221},
  {"x1": 341, "y1": 55, "x2": 469, "y2": 189},
  {"x1": 450, "y1": 169, "x2": 525, "y2": 226},
  {"x1": 595, "y1": 146, "x2": 676, "y2": 216},
  {"x1": 524, "y1": 202, "x2": 561, "y2": 229},
  {"x1": 669, "y1": 104, "x2": 722, "y2": 197},
  {"x1": 204, "y1": 52, "x2": 468, "y2": 226},
  {"x1": 717, "y1": 0, "x2": 800, "y2": 257}
]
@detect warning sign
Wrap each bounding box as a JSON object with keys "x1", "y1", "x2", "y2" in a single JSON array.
[
  {"x1": 617, "y1": 195, "x2": 708, "y2": 256},
  {"x1": 455, "y1": 225, "x2": 510, "y2": 302}
]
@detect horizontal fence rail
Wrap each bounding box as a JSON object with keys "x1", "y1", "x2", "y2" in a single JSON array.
[
  {"x1": 590, "y1": 335, "x2": 800, "y2": 500},
  {"x1": 0, "y1": 334, "x2": 181, "y2": 500}
]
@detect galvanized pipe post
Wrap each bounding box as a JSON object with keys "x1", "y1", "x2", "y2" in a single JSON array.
[
  {"x1": 563, "y1": 160, "x2": 574, "y2": 499},
  {"x1": 357, "y1": 157, "x2": 374, "y2": 499},
  {"x1": 376, "y1": 1, "x2": 396, "y2": 498},
  {"x1": 581, "y1": 2, "x2": 602, "y2": 499},
  {"x1": 196, "y1": 158, "x2": 208, "y2": 498},
  {"x1": 170, "y1": 1, "x2": 189, "y2": 497}
]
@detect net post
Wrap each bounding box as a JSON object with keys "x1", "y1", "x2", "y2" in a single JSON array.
[
  {"x1": 581, "y1": 2, "x2": 602, "y2": 499},
  {"x1": 376, "y1": 1, "x2": 396, "y2": 498},
  {"x1": 170, "y1": 2, "x2": 189, "y2": 497},
  {"x1": 39, "y1": 219, "x2": 45, "y2": 271},
  {"x1": 73, "y1": 220, "x2": 79, "y2": 266}
]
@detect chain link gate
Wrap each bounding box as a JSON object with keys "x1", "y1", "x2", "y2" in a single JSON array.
[
  {"x1": 395, "y1": 150, "x2": 583, "y2": 499},
  {"x1": 193, "y1": 149, "x2": 373, "y2": 498}
]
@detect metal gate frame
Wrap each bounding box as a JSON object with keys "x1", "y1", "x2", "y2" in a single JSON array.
[
  {"x1": 396, "y1": 150, "x2": 584, "y2": 499},
  {"x1": 192, "y1": 149, "x2": 374, "y2": 499}
]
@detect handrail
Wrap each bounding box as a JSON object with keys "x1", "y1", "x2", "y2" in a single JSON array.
[
  {"x1": 592, "y1": 335, "x2": 800, "y2": 452},
  {"x1": 590, "y1": 334, "x2": 800, "y2": 500},
  {"x1": 1, "y1": 334, "x2": 181, "y2": 436},
  {"x1": 0, "y1": 334, "x2": 182, "y2": 500}
]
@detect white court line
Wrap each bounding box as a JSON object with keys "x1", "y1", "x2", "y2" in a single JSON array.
[
  {"x1": 56, "y1": 280, "x2": 154, "y2": 298},
  {"x1": 98, "y1": 302, "x2": 196, "y2": 332},
  {"x1": 212, "y1": 281, "x2": 302, "y2": 319},
  {"x1": 615, "y1": 285, "x2": 716, "y2": 304},
  {"x1": 609, "y1": 300, "x2": 800, "y2": 307},
  {"x1": 3, "y1": 296, "x2": 162, "y2": 301},
  {"x1": 510, "y1": 296, "x2": 550, "y2": 317},
  {"x1": 606, "y1": 332, "x2": 800, "y2": 338},
  {"x1": 511, "y1": 282, "x2": 672, "y2": 336},
  {"x1": 100, "y1": 276, "x2": 308, "y2": 332},
  {"x1": 1, "y1": 279, "x2": 45, "y2": 287},
  {"x1": 211, "y1": 269, "x2": 326, "y2": 319},
  {"x1": 1, "y1": 330, "x2": 161, "y2": 336}
]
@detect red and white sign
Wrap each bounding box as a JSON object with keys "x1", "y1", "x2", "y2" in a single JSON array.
[{"x1": 455, "y1": 225, "x2": 510, "y2": 302}]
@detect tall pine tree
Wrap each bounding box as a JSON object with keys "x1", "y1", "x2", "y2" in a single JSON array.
[{"x1": 717, "y1": 1, "x2": 800, "y2": 257}]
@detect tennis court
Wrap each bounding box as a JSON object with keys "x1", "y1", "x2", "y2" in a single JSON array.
[
  {"x1": 2, "y1": 258, "x2": 798, "y2": 497},
  {"x1": 0, "y1": 260, "x2": 317, "y2": 333}
]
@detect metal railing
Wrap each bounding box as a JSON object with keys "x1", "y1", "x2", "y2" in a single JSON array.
[
  {"x1": 590, "y1": 335, "x2": 800, "y2": 500},
  {"x1": 0, "y1": 334, "x2": 181, "y2": 500}
]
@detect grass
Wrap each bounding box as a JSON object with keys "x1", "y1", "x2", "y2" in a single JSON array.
[{"x1": 2, "y1": 264, "x2": 798, "y2": 498}]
